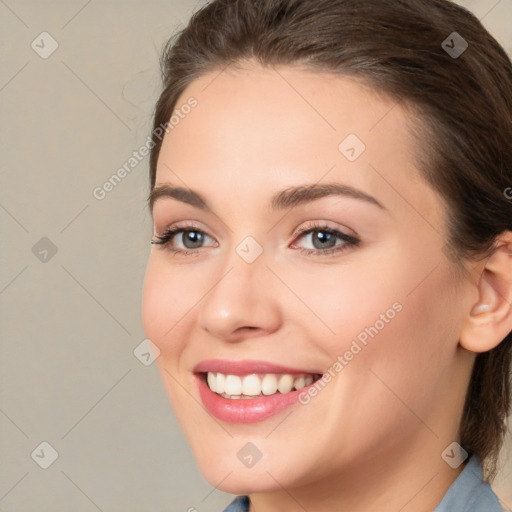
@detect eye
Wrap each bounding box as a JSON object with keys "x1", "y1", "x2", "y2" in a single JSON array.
[
  {"x1": 151, "y1": 222, "x2": 217, "y2": 255},
  {"x1": 151, "y1": 221, "x2": 360, "y2": 257},
  {"x1": 291, "y1": 222, "x2": 360, "y2": 256}
]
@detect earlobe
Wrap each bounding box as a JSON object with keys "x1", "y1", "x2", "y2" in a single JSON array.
[
  {"x1": 459, "y1": 231, "x2": 512, "y2": 354},
  {"x1": 469, "y1": 302, "x2": 491, "y2": 315}
]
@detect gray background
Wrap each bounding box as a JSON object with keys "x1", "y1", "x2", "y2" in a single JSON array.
[{"x1": 1, "y1": 1, "x2": 511, "y2": 511}]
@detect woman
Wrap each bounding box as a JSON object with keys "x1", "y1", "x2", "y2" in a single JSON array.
[{"x1": 141, "y1": 0, "x2": 512, "y2": 510}]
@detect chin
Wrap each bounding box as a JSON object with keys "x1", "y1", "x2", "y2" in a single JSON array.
[
  {"x1": 197, "y1": 460, "x2": 289, "y2": 495},
  {"x1": 188, "y1": 435, "x2": 319, "y2": 495}
]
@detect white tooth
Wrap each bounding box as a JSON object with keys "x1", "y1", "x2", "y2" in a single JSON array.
[
  {"x1": 207, "y1": 372, "x2": 216, "y2": 391},
  {"x1": 216, "y1": 373, "x2": 226, "y2": 394},
  {"x1": 242, "y1": 374, "x2": 262, "y2": 396},
  {"x1": 220, "y1": 392, "x2": 239, "y2": 399},
  {"x1": 225, "y1": 375, "x2": 242, "y2": 396},
  {"x1": 277, "y1": 374, "x2": 294, "y2": 394},
  {"x1": 261, "y1": 374, "x2": 278, "y2": 395},
  {"x1": 212, "y1": 372, "x2": 315, "y2": 396},
  {"x1": 293, "y1": 375, "x2": 306, "y2": 390}
]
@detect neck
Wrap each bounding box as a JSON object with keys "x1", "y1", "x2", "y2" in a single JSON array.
[{"x1": 247, "y1": 434, "x2": 466, "y2": 512}]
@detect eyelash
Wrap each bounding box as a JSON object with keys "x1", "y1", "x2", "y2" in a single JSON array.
[{"x1": 150, "y1": 221, "x2": 360, "y2": 257}]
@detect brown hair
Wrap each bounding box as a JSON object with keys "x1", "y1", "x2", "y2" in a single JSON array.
[{"x1": 148, "y1": 0, "x2": 512, "y2": 481}]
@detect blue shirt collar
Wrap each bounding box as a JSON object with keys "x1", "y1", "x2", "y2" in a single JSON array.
[{"x1": 433, "y1": 455, "x2": 504, "y2": 511}]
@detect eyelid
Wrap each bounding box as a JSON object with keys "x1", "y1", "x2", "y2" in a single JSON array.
[{"x1": 291, "y1": 220, "x2": 358, "y2": 239}]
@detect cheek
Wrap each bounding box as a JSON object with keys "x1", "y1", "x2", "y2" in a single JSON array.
[
  {"x1": 141, "y1": 258, "x2": 194, "y2": 356},
  {"x1": 141, "y1": 260, "x2": 206, "y2": 425},
  {"x1": 291, "y1": 241, "x2": 460, "y2": 364},
  {"x1": 281, "y1": 256, "x2": 405, "y2": 352},
  {"x1": 326, "y1": 259, "x2": 460, "y2": 433},
  {"x1": 289, "y1": 248, "x2": 460, "y2": 409}
]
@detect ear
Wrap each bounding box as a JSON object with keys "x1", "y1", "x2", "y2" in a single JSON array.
[{"x1": 459, "y1": 231, "x2": 512, "y2": 353}]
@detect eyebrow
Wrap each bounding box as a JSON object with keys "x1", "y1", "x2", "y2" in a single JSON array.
[{"x1": 148, "y1": 182, "x2": 385, "y2": 214}]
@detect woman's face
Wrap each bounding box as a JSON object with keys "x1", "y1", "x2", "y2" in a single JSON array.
[{"x1": 142, "y1": 62, "x2": 476, "y2": 494}]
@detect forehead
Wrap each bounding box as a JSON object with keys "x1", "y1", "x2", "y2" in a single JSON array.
[
  {"x1": 158, "y1": 61, "x2": 417, "y2": 169},
  {"x1": 166, "y1": 62, "x2": 410, "y2": 152}
]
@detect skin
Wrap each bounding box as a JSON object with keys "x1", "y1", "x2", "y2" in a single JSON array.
[{"x1": 141, "y1": 61, "x2": 512, "y2": 512}]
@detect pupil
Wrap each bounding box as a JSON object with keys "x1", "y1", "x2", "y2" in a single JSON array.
[
  {"x1": 313, "y1": 231, "x2": 335, "y2": 249},
  {"x1": 184, "y1": 231, "x2": 203, "y2": 249}
]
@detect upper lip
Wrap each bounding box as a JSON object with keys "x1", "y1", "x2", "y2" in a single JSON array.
[{"x1": 193, "y1": 359, "x2": 321, "y2": 376}]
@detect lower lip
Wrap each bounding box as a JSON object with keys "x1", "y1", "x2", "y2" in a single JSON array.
[{"x1": 196, "y1": 374, "x2": 307, "y2": 423}]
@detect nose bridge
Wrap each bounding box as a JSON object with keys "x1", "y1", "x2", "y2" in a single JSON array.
[
  {"x1": 216, "y1": 232, "x2": 269, "y2": 295},
  {"x1": 198, "y1": 234, "x2": 280, "y2": 340}
]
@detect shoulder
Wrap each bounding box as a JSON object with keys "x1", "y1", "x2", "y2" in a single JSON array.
[
  {"x1": 222, "y1": 495, "x2": 249, "y2": 512},
  {"x1": 434, "y1": 456, "x2": 506, "y2": 512}
]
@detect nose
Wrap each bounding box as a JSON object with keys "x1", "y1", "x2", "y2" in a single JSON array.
[{"x1": 197, "y1": 245, "x2": 282, "y2": 343}]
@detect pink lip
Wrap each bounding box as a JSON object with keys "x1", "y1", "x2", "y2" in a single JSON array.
[
  {"x1": 193, "y1": 359, "x2": 319, "y2": 375},
  {"x1": 196, "y1": 374, "x2": 310, "y2": 423},
  {"x1": 193, "y1": 359, "x2": 322, "y2": 424}
]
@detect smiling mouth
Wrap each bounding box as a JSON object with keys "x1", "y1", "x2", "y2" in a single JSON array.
[{"x1": 202, "y1": 371, "x2": 323, "y2": 399}]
